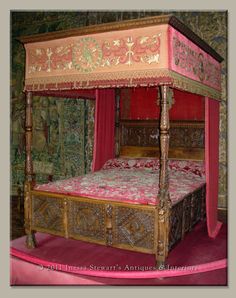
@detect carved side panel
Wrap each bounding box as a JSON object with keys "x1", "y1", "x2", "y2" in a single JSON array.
[
  {"x1": 169, "y1": 184, "x2": 206, "y2": 251},
  {"x1": 169, "y1": 201, "x2": 183, "y2": 250},
  {"x1": 68, "y1": 200, "x2": 106, "y2": 242},
  {"x1": 32, "y1": 195, "x2": 64, "y2": 232},
  {"x1": 183, "y1": 197, "x2": 191, "y2": 233},
  {"x1": 113, "y1": 206, "x2": 155, "y2": 250},
  {"x1": 191, "y1": 187, "x2": 203, "y2": 225}
]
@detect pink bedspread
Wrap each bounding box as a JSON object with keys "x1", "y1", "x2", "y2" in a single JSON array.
[{"x1": 34, "y1": 159, "x2": 205, "y2": 206}]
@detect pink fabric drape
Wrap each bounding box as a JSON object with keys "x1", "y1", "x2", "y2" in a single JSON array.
[
  {"x1": 92, "y1": 89, "x2": 115, "y2": 171},
  {"x1": 205, "y1": 97, "x2": 222, "y2": 238}
]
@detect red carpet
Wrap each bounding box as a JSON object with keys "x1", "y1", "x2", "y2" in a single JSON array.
[{"x1": 10, "y1": 221, "x2": 227, "y2": 285}]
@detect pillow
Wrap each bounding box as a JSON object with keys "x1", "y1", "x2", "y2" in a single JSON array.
[
  {"x1": 102, "y1": 158, "x2": 160, "y2": 171},
  {"x1": 102, "y1": 158, "x2": 205, "y2": 177},
  {"x1": 168, "y1": 160, "x2": 205, "y2": 177}
]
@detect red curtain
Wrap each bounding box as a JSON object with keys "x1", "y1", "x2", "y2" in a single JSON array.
[
  {"x1": 205, "y1": 97, "x2": 222, "y2": 238},
  {"x1": 92, "y1": 89, "x2": 115, "y2": 171},
  {"x1": 120, "y1": 87, "x2": 204, "y2": 120}
]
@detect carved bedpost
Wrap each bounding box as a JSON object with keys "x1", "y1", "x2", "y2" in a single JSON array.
[
  {"x1": 156, "y1": 85, "x2": 173, "y2": 268},
  {"x1": 106, "y1": 204, "x2": 113, "y2": 246},
  {"x1": 24, "y1": 91, "x2": 37, "y2": 248},
  {"x1": 115, "y1": 89, "x2": 120, "y2": 157}
]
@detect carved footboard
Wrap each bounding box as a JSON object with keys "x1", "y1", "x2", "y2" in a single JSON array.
[
  {"x1": 27, "y1": 185, "x2": 206, "y2": 265},
  {"x1": 30, "y1": 192, "x2": 158, "y2": 255}
]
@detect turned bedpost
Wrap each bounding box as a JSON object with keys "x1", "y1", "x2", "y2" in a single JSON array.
[
  {"x1": 115, "y1": 88, "x2": 121, "y2": 157},
  {"x1": 24, "y1": 91, "x2": 36, "y2": 248},
  {"x1": 25, "y1": 91, "x2": 34, "y2": 182},
  {"x1": 158, "y1": 85, "x2": 171, "y2": 206},
  {"x1": 156, "y1": 85, "x2": 173, "y2": 268}
]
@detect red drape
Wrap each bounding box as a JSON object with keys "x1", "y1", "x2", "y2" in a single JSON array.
[
  {"x1": 120, "y1": 88, "x2": 204, "y2": 120},
  {"x1": 92, "y1": 89, "x2": 115, "y2": 171},
  {"x1": 205, "y1": 97, "x2": 222, "y2": 238}
]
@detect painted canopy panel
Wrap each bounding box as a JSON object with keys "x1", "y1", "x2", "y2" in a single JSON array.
[
  {"x1": 24, "y1": 24, "x2": 168, "y2": 89},
  {"x1": 169, "y1": 27, "x2": 221, "y2": 91},
  {"x1": 23, "y1": 20, "x2": 222, "y2": 99}
]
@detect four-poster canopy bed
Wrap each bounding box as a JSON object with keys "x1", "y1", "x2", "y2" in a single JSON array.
[{"x1": 18, "y1": 15, "x2": 223, "y2": 268}]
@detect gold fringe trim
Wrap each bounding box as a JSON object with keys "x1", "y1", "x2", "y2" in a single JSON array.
[{"x1": 25, "y1": 68, "x2": 221, "y2": 100}]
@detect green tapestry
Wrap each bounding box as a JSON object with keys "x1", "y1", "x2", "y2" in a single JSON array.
[
  {"x1": 11, "y1": 11, "x2": 227, "y2": 208},
  {"x1": 11, "y1": 95, "x2": 95, "y2": 192}
]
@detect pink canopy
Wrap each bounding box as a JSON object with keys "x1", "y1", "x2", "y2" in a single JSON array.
[{"x1": 20, "y1": 16, "x2": 222, "y2": 100}]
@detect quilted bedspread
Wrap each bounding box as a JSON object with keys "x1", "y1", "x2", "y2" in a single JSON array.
[{"x1": 34, "y1": 158, "x2": 205, "y2": 206}]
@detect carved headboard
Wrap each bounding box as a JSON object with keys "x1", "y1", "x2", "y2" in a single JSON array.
[{"x1": 119, "y1": 120, "x2": 204, "y2": 160}]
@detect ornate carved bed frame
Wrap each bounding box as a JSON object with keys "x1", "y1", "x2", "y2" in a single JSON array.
[{"x1": 19, "y1": 15, "x2": 222, "y2": 268}]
